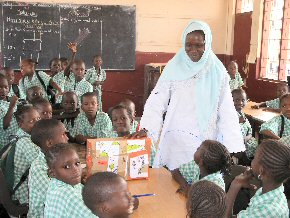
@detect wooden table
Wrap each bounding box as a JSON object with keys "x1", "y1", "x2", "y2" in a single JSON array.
[{"x1": 128, "y1": 168, "x2": 187, "y2": 218}]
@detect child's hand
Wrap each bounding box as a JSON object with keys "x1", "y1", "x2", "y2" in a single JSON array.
[
  {"x1": 239, "y1": 116, "x2": 246, "y2": 123},
  {"x1": 55, "y1": 91, "x2": 64, "y2": 99},
  {"x1": 232, "y1": 168, "x2": 257, "y2": 190},
  {"x1": 9, "y1": 95, "x2": 19, "y2": 107},
  {"x1": 128, "y1": 129, "x2": 148, "y2": 139},
  {"x1": 251, "y1": 105, "x2": 260, "y2": 109},
  {"x1": 67, "y1": 42, "x2": 77, "y2": 53},
  {"x1": 133, "y1": 197, "x2": 139, "y2": 210}
]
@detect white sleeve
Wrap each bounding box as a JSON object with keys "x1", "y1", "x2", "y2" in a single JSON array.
[
  {"x1": 216, "y1": 75, "x2": 245, "y2": 153},
  {"x1": 140, "y1": 81, "x2": 171, "y2": 144}
]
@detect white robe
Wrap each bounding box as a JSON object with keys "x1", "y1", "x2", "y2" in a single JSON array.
[{"x1": 140, "y1": 73, "x2": 244, "y2": 170}]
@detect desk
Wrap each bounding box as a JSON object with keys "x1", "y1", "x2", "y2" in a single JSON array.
[{"x1": 128, "y1": 168, "x2": 187, "y2": 218}]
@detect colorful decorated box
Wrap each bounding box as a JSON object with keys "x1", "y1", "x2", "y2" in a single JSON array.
[{"x1": 86, "y1": 138, "x2": 152, "y2": 180}]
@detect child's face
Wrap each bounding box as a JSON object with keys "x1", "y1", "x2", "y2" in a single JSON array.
[
  {"x1": 5, "y1": 69, "x2": 15, "y2": 85},
  {"x1": 81, "y1": 96, "x2": 98, "y2": 117},
  {"x1": 46, "y1": 123, "x2": 69, "y2": 150},
  {"x1": 281, "y1": 97, "x2": 290, "y2": 119},
  {"x1": 62, "y1": 94, "x2": 78, "y2": 113},
  {"x1": 0, "y1": 78, "x2": 9, "y2": 100},
  {"x1": 61, "y1": 61, "x2": 68, "y2": 71},
  {"x1": 112, "y1": 109, "x2": 132, "y2": 135},
  {"x1": 232, "y1": 92, "x2": 247, "y2": 113},
  {"x1": 227, "y1": 62, "x2": 238, "y2": 77},
  {"x1": 103, "y1": 178, "x2": 134, "y2": 218},
  {"x1": 20, "y1": 61, "x2": 34, "y2": 76},
  {"x1": 72, "y1": 63, "x2": 85, "y2": 81},
  {"x1": 35, "y1": 103, "x2": 53, "y2": 120},
  {"x1": 193, "y1": 143, "x2": 206, "y2": 167},
  {"x1": 27, "y1": 88, "x2": 44, "y2": 103},
  {"x1": 93, "y1": 57, "x2": 103, "y2": 68},
  {"x1": 19, "y1": 109, "x2": 41, "y2": 134},
  {"x1": 50, "y1": 149, "x2": 82, "y2": 186},
  {"x1": 251, "y1": 146, "x2": 263, "y2": 180},
  {"x1": 50, "y1": 60, "x2": 62, "y2": 74},
  {"x1": 277, "y1": 84, "x2": 288, "y2": 99}
]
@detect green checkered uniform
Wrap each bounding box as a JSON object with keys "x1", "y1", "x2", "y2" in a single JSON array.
[
  {"x1": 62, "y1": 118, "x2": 76, "y2": 134},
  {"x1": 44, "y1": 178, "x2": 96, "y2": 218},
  {"x1": 179, "y1": 160, "x2": 225, "y2": 190},
  {"x1": 28, "y1": 151, "x2": 50, "y2": 218},
  {"x1": 279, "y1": 135, "x2": 290, "y2": 146},
  {"x1": 0, "y1": 100, "x2": 19, "y2": 149},
  {"x1": 237, "y1": 185, "x2": 289, "y2": 218},
  {"x1": 260, "y1": 115, "x2": 290, "y2": 138},
  {"x1": 19, "y1": 71, "x2": 51, "y2": 99},
  {"x1": 239, "y1": 112, "x2": 258, "y2": 158},
  {"x1": 66, "y1": 78, "x2": 93, "y2": 105},
  {"x1": 131, "y1": 120, "x2": 139, "y2": 133},
  {"x1": 85, "y1": 67, "x2": 106, "y2": 111},
  {"x1": 72, "y1": 112, "x2": 112, "y2": 138},
  {"x1": 229, "y1": 72, "x2": 244, "y2": 91},
  {"x1": 52, "y1": 71, "x2": 75, "y2": 103},
  {"x1": 13, "y1": 128, "x2": 40, "y2": 204},
  {"x1": 8, "y1": 85, "x2": 24, "y2": 99},
  {"x1": 266, "y1": 98, "x2": 280, "y2": 109}
]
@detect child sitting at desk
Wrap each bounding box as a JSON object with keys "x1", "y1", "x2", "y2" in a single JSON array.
[
  {"x1": 26, "y1": 86, "x2": 44, "y2": 103},
  {"x1": 252, "y1": 82, "x2": 289, "y2": 112},
  {"x1": 232, "y1": 89, "x2": 258, "y2": 164},
  {"x1": 171, "y1": 140, "x2": 231, "y2": 196},
  {"x1": 13, "y1": 105, "x2": 40, "y2": 204},
  {"x1": 227, "y1": 61, "x2": 244, "y2": 91},
  {"x1": 85, "y1": 55, "x2": 106, "y2": 111},
  {"x1": 72, "y1": 92, "x2": 112, "y2": 144},
  {"x1": 225, "y1": 140, "x2": 290, "y2": 217},
  {"x1": 187, "y1": 180, "x2": 226, "y2": 218},
  {"x1": 119, "y1": 99, "x2": 140, "y2": 132},
  {"x1": 260, "y1": 94, "x2": 290, "y2": 140},
  {"x1": 44, "y1": 143, "x2": 96, "y2": 218},
  {"x1": 82, "y1": 172, "x2": 138, "y2": 218},
  {"x1": 28, "y1": 119, "x2": 69, "y2": 218},
  {"x1": 32, "y1": 98, "x2": 53, "y2": 120}
]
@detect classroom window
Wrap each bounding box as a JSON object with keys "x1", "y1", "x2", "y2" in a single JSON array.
[
  {"x1": 236, "y1": 0, "x2": 254, "y2": 13},
  {"x1": 260, "y1": 0, "x2": 290, "y2": 81}
]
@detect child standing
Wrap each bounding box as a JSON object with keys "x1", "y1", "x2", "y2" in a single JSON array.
[
  {"x1": 260, "y1": 94, "x2": 290, "y2": 140},
  {"x1": 19, "y1": 59, "x2": 63, "y2": 100},
  {"x1": 32, "y1": 98, "x2": 52, "y2": 120},
  {"x1": 44, "y1": 143, "x2": 96, "y2": 218},
  {"x1": 72, "y1": 92, "x2": 112, "y2": 144},
  {"x1": 26, "y1": 86, "x2": 44, "y2": 103},
  {"x1": 225, "y1": 140, "x2": 290, "y2": 217},
  {"x1": 82, "y1": 172, "x2": 136, "y2": 218},
  {"x1": 227, "y1": 61, "x2": 244, "y2": 91},
  {"x1": 13, "y1": 105, "x2": 40, "y2": 204},
  {"x1": 232, "y1": 89, "x2": 258, "y2": 163},
  {"x1": 67, "y1": 60, "x2": 93, "y2": 105},
  {"x1": 85, "y1": 55, "x2": 106, "y2": 111},
  {"x1": 0, "y1": 75, "x2": 19, "y2": 148},
  {"x1": 119, "y1": 99, "x2": 139, "y2": 132},
  {"x1": 0, "y1": 67, "x2": 23, "y2": 99},
  {"x1": 172, "y1": 140, "x2": 231, "y2": 195},
  {"x1": 252, "y1": 83, "x2": 289, "y2": 112},
  {"x1": 28, "y1": 119, "x2": 69, "y2": 218},
  {"x1": 186, "y1": 180, "x2": 226, "y2": 218}
]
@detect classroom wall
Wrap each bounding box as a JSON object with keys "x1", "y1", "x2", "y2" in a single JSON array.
[{"x1": 7, "y1": 0, "x2": 234, "y2": 115}]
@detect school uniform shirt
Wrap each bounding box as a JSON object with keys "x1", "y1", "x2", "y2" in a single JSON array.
[
  {"x1": 44, "y1": 178, "x2": 96, "y2": 218},
  {"x1": 239, "y1": 112, "x2": 258, "y2": 158},
  {"x1": 67, "y1": 78, "x2": 93, "y2": 105},
  {"x1": 237, "y1": 185, "x2": 289, "y2": 218},
  {"x1": 131, "y1": 120, "x2": 139, "y2": 133},
  {"x1": 72, "y1": 111, "x2": 112, "y2": 138},
  {"x1": 0, "y1": 99, "x2": 19, "y2": 149},
  {"x1": 266, "y1": 98, "x2": 280, "y2": 109},
  {"x1": 8, "y1": 84, "x2": 24, "y2": 99},
  {"x1": 52, "y1": 71, "x2": 75, "y2": 103},
  {"x1": 85, "y1": 67, "x2": 106, "y2": 111},
  {"x1": 279, "y1": 135, "x2": 290, "y2": 146},
  {"x1": 179, "y1": 160, "x2": 225, "y2": 190},
  {"x1": 28, "y1": 151, "x2": 49, "y2": 218},
  {"x1": 13, "y1": 128, "x2": 40, "y2": 204},
  {"x1": 19, "y1": 71, "x2": 51, "y2": 99},
  {"x1": 260, "y1": 115, "x2": 290, "y2": 138},
  {"x1": 229, "y1": 72, "x2": 244, "y2": 91}
]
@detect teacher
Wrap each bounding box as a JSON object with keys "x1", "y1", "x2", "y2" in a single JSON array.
[{"x1": 139, "y1": 21, "x2": 244, "y2": 170}]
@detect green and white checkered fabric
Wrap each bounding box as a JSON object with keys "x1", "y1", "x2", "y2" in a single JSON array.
[
  {"x1": 52, "y1": 71, "x2": 75, "y2": 103},
  {"x1": 237, "y1": 185, "x2": 289, "y2": 218},
  {"x1": 13, "y1": 128, "x2": 40, "y2": 204},
  {"x1": 279, "y1": 135, "x2": 290, "y2": 146},
  {"x1": 44, "y1": 178, "x2": 96, "y2": 218},
  {"x1": 229, "y1": 72, "x2": 244, "y2": 91},
  {"x1": 72, "y1": 112, "x2": 112, "y2": 138},
  {"x1": 266, "y1": 98, "x2": 280, "y2": 109},
  {"x1": 200, "y1": 171, "x2": 225, "y2": 190},
  {"x1": 66, "y1": 78, "x2": 93, "y2": 105},
  {"x1": 260, "y1": 115, "x2": 290, "y2": 138},
  {"x1": 28, "y1": 151, "x2": 50, "y2": 218}
]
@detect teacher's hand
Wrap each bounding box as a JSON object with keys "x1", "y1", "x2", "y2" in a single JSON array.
[{"x1": 127, "y1": 128, "x2": 148, "y2": 139}]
